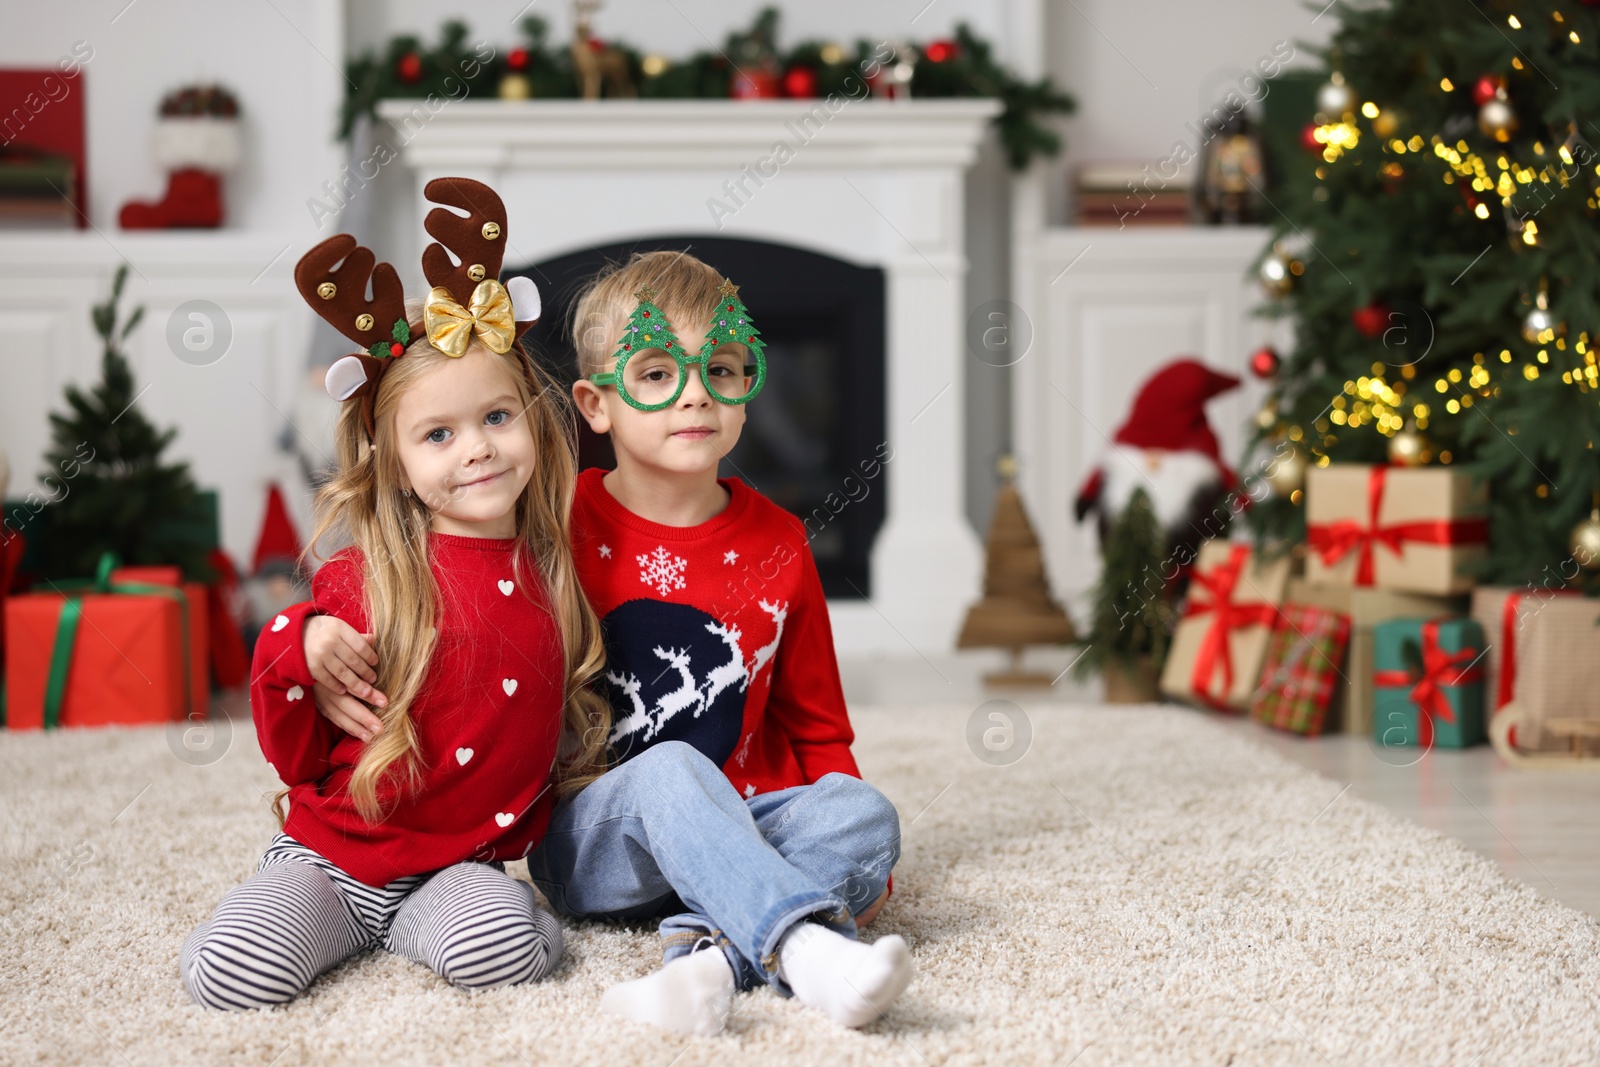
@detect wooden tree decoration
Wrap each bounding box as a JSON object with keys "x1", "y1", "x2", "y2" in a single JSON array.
[{"x1": 957, "y1": 457, "x2": 1077, "y2": 685}]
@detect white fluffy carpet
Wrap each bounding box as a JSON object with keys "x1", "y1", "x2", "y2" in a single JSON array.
[{"x1": 4, "y1": 702, "x2": 1600, "y2": 1066}]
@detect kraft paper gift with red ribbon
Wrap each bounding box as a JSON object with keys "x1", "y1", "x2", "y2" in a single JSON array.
[
  {"x1": 3, "y1": 553, "x2": 196, "y2": 729},
  {"x1": 1469, "y1": 586, "x2": 1584, "y2": 752},
  {"x1": 1306, "y1": 464, "x2": 1488, "y2": 595},
  {"x1": 1159, "y1": 540, "x2": 1290, "y2": 711},
  {"x1": 1372, "y1": 616, "x2": 1486, "y2": 748}
]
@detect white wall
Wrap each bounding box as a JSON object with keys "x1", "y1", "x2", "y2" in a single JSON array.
[{"x1": 1044, "y1": 0, "x2": 1333, "y2": 224}]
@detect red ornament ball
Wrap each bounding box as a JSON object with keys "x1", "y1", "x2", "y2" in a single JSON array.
[
  {"x1": 782, "y1": 65, "x2": 818, "y2": 98},
  {"x1": 1300, "y1": 122, "x2": 1323, "y2": 154},
  {"x1": 389, "y1": 342, "x2": 404, "y2": 357},
  {"x1": 924, "y1": 39, "x2": 959, "y2": 63},
  {"x1": 508, "y1": 47, "x2": 530, "y2": 72},
  {"x1": 587, "y1": 38, "x2": 607, "y2": 54},
  {"x1": 1351, "y1": 302, "x2": 1391, "y2": 339},
  {"x1": 1472, "y1": 74, "x2": 1501, "y2": 107},
  {"x1": 1249, "y1": 346, "x2": 1282, "y2": 379},
  {"x1": 397, "y1": 52, "x2": 423, "y2": 84}
]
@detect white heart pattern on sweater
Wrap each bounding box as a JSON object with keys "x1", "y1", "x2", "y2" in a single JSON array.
[
  {"x1": 272, "y1": 614, "x2": 289, "y2": 632},
  {"x1": 498, "y1": 579, "x2": 514, "y2": 595},
  {"x1": 495, "y1": 812, "x2": 515, "y2": 828},
  {"x1": 287, "y1": 685, "x2": 304, "y2": 702},
  {"x1": 456, "y1": 747, "x2": 474, "y2": 766},
  {"x1": 502, "y1": 678, "x2": 518, "y2": 696}
]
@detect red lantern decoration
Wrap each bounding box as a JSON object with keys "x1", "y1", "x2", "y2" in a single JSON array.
[
  {"x1": 397, "y1": 52, "x2": 423, "y2": 84},
  {"x1": 508, "y1": 47, "x2": 530, "y2": 72},
  {"x1": 1351, "y1": 302, "x2": 1391, "y2": 339},
  {"x1": 924, "y1": 39, "x2": 959, "y2": 63},
  {"x1": 782, "y1": 65, "x2": 818, "y2": 98},
  {"x1": 1249, "y1": 346, "x2": 1282, "y2": 379},
  {"x1": 1471, "y1": 75, "x2": 1502, "y2": 107}
]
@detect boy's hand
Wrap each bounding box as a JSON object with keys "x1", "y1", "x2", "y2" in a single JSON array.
[
  {"x1": 313, "y1": 682, "x2": 385, "y2": 742},
  {"x1": 303, "y1": 615, "x2": 388, "y2": 707}
]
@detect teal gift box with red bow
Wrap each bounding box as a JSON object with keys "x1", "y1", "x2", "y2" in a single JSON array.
[{"x1": 1372, "y1": 616, "x2": 1486, "y2": 749}]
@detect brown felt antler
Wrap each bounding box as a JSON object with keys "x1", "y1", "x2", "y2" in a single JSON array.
[
  {"x1": 422, "y1": 178, "x2": 508, "y2": 303},
  {"x1": 294, "y1": 234, "x2": 409, "y2": 349}
]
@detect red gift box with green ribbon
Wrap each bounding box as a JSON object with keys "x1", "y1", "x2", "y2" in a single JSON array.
[
  {"x1": 3, "y1": 553, "x2": 207, "y2": 729},
  {"x1": 1372, "y1": 615, "x2": 1486, "y2": 749}
]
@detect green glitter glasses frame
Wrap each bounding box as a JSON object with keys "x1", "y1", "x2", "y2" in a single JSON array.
[{"x1": 587, "y1": 281, "x2": 768, "y2": 413}]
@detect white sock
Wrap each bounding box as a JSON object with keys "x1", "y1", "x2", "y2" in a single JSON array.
[
  {"x1": 599, "y1": 946, "x2": 736, "y2": 1037},
  {"x1": 776, "y1": 922, "x2": 913, "y2": 1028}
]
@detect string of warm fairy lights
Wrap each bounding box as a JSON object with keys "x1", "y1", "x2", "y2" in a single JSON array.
[{"x1": 1284, "y1": 7, "x2": 1597, "y2": 471}]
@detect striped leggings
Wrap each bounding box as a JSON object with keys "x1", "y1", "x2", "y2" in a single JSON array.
[{"x1": 181, "y1": 834, "x2": 562, "y2": 1010}]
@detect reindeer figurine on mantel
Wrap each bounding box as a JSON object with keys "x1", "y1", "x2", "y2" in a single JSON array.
[{"x1": 571, "y1": 0, "x2": 635, "y2": 100}]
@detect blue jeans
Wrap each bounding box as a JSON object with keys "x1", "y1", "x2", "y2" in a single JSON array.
[{"x1": 526, "y1": 741, "x2": 900, "y2": 994}]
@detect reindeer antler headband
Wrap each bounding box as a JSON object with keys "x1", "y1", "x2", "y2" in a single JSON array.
[{"x1": 294, "y1": 177, "x2": 542, "y2": 437}]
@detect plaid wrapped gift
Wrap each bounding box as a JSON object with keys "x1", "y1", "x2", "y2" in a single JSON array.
[{"x1": 1250, "y1": 604, "x2": 1352, "y2": 736}]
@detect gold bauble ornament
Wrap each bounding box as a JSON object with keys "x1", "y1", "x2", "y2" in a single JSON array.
[
  {"x1": 1571, "y1": 509, "x2": 1600, "y2": 571},
  {"x1": 1255, "y1": 400, "x2": 1281, "y2": 432},
  {"x1": 1267, "y1": 447, "x2": 1308, "y2": 496},
  {"x1": 498, "y1": 73, "x2": 531, "y2": 100},
  {"x1": 1259, "y1": 252, "x2": 1294, "y2": 297},
  {"x1": 1315, "y1": 72, "x2": 1356, "y2": 119},
  {"x1": 1372, "y1": 109, "x2": 1400, "y2": 138},
  {"x1": 1478, "y1": 98, "x2": 1517, "y2": 142},
  {"x1": 1388, "y1": 424, "x2": 1430, "y2": 466},
  {"x1": 641, "y1": 54, "x2": 670, "y2": 77}
]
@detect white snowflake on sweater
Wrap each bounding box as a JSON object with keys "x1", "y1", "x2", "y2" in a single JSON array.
[{"x1": 638, "y1": 545, "x2": 688, "y2": 596}]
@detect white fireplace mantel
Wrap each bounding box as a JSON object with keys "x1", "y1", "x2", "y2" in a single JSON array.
[{"x1": 380, "y1": 98, "x2": 1000, "y2": 655}]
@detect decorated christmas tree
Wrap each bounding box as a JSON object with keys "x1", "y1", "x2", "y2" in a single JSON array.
[
  {"x1": 36, "y1": 264, "x2": 206, "y2": 580},
  {"x1": 1249, "y1": 0, "x2": 1600, "y2": 590}
]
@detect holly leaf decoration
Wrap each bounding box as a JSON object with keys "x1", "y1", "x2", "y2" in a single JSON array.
[
  {"x1": 368, "y1": 341, "x2": 391, "y2": 359},
  {"x1": 392, "y1": 318, "x2": 410, "y2": 345}
]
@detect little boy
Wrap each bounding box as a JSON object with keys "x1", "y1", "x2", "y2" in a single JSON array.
[{"x1": 307, "y1": 251, "x2": 905, "y2": 1034}]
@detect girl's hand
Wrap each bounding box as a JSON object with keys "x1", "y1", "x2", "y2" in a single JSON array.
[
  {"x1": 303, "y1": 615, "x2": 389, "y2": 707},
  {"x1": 313, "y1": 682, "x2": 385, "y2": 742}
]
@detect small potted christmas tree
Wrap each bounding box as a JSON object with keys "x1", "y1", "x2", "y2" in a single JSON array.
[{"x1": 1073, "y1": 489, "x2": 1176, "y2": 703}]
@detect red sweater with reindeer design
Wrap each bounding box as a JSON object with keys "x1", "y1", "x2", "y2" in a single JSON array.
[
  {"x1": 570, "y1": 467, "x2": 861, "y2": 797},
  {"x1": 251, "y1": 533, "x2": 565, "y2": 886}
]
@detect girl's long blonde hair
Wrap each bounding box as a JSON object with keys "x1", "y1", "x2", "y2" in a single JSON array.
[{"x1": 278, "y1": 323, "x2": 611, "y2": 825}]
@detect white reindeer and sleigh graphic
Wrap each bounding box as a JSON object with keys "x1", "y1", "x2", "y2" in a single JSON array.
[{"x1": 604, "y1": 599, "x2": 789, "y2": 753}]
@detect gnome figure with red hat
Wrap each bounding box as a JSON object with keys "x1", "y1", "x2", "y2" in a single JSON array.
[{"x1": 1074, "y1": 358, "x2": 1242, "y2": 569}]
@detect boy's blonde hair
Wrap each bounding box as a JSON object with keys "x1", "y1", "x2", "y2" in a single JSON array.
[
  {"x1": 281, "y1": 317, "x2": 612, "y2": 825},
  {"x1": 571, "y1": 250, "x2": 728, "y2": 377}
]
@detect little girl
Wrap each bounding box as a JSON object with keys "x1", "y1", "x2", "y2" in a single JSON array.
[{"x1": 180, "y1": 179, "x2": 610, "y2": 1010}]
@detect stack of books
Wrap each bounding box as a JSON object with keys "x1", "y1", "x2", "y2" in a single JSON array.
[
  {"x1": 0, "y1": 147, "x2": 77, "y2": 229},
  {"x1": 1074, "y1": 162, "x2": 1192, "y2": 228}
]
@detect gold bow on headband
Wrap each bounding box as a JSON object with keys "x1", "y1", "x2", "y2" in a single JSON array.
[{"x1": 423, "y1": 279, "x2": 515, "y2": 357}]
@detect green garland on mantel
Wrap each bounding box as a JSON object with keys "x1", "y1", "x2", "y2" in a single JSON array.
[{"x1": 340, "y1": 10, "x2": 1075, "y2": 169}]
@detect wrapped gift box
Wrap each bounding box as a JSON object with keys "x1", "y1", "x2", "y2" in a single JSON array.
[
  {"x1": 1372, "y1": 616, "x2": 1486, "y2": 749},
  {"x1": 1250, "y1": 603, "x2": 1351, "y2": 736},
  {"x1": 110, "y1": 564, "x2": 209, "y2": 719},
  {"x1": 4, "y1": 557, "x2": 206, "y2": 729},
  {"x1": 1305, "y1": 464, "x2": 1488, "y2": 594},
  {"x1": 1491, "y1": 593, "x2": 1600, "y2": 752},
  {"x1": 1160, "y1": 540, "x2": 1290, "y2": 711},
  {"x1": 1285, "y1": 579, "x2": 1464, "y2": 735}
]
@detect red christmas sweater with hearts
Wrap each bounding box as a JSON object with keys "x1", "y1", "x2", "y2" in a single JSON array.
[
  {"x1": 570, "y1": 468, "x2": 861, "y2": 796},
  {"x1": 252, "y1": 532, "x2": 565, "y2": 887}
]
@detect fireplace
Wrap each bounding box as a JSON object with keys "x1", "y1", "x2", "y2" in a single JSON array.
[
  {"x1": 511, "y1": 236, "x2": 886, "y2": 597},
  {"x1": 381, "y1": 98, "x2": 996, "y2": 651}
]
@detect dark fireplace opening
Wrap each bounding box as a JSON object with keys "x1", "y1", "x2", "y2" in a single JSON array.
[{"x1": 509, "y1": 236, "x2": 886, "y2": 599}]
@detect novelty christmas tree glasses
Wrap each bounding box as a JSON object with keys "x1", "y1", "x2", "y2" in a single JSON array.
[{"x1": 589, "y1": 280, "x2": 767, "y2": 412}]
